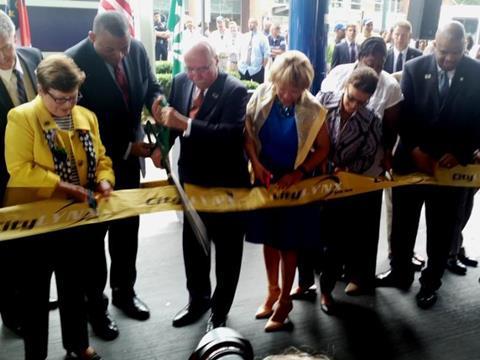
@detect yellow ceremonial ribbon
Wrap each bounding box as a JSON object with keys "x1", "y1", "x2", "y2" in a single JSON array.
[{"x1": 0, "y1": 165, "x2": 479, "y2": 241}]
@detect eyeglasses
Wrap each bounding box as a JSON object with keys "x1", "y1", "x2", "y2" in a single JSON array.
[
  {"x1": 47, "y1": 91, "x2": 83, "y2": 105},
  {"x1": 185, "y1": 63, "x2": 212, "y2": 74},
  {"x1": 345, "y1": 87, "x2": 369, "y2": 107}
]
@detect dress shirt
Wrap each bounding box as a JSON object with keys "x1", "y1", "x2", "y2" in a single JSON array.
[
  {"x1": 393, "y1": 47, "x2": 408, "y2": 72},
  {"x1": 184, "y1": 86, "x2": 209, "y2": 138},
  {"x1": 238, "y1": 31, "x2": 270, "y2": 76},
  {"x1": 0, "y1": 55, "x2": 25, "y2": 106}
]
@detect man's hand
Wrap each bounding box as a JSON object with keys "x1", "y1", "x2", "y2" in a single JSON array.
[
  {"x1": 96, "y1": 180, "x2": 113, "y2": 199},
  {"x1": 412, "y1": 147, "x2": 436, "y2": 175},
  {"x1": 151, "y1": 95, "x2": 166, "y2": 123},
  {"x1": 252, "y1": 161, "x2": 272, "y2": 189},
  {"x1": 159, "y1": 106, "x2": 189, "y2": 131},
  {"x1": 438, "y1": 153, "x2": 459, "y2": 169},
  {"x1": 131, "y1": 141, "x2": 155, "y2": 157},
  {"x1": 150, "y1": 147, "x2": 163, "y2": 168}
]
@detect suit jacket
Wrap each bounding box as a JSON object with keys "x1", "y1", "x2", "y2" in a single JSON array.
[
  {"x1": 66, "y1": 38, "x2": 162, "y2": 167},
  {"x1": 4, "y1": 96, "x2": 114, "y2": 206},
  {"x1": 394, "y1": 54, "x2": 480, "y2": 173},
  {"x1": 0, "y1": 47, "x2": 42, "y2": 203},
  {"x1": 383, "y1": 46, "x2": 423, "y2": 74},
  {"x1": 169, "y1": 72, "x2": 250, "y2": 188},
  {"x1": 331, "y1": 41, "x2": 357, "y2": 69}
]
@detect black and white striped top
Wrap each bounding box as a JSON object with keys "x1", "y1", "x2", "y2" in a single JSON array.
[
  {"x1": 53, "y1": 115, "x2": 81, "y2": 185},
  {"x1": 316, "y1": 91, "x2": 382, "y2": 174}
]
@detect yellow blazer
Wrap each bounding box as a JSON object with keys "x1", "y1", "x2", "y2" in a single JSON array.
[
  {"x1": 246, "y1": 82, "x2": 327, "y2": 169},
  {"x1": 4, "y1": 96, "x2": 115, "y2": 206}
]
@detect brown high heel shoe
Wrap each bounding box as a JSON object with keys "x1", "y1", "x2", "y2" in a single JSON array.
[
  {"x1": 255, "y1": 286, "x2": 281, "y2": 319},
  {"x1": 65, "y1": 346, "x2": 102, "y2": 360},
  {"x1": 264, "y1": 299, "x2": 293, "y2": 332}
]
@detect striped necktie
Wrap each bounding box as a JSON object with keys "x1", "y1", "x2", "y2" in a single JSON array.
[{"x1": 13, "y1": 69, "x2": 27, "y2": 104}]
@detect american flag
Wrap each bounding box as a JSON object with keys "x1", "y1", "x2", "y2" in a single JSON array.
[{"x1": 98, "y1": 0, "x2": 135, "y2": 37}]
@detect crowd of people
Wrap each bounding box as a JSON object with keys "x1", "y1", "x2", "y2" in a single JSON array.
[{"x1": 0, "y1": 7, "x2": 480, "y2": 360}]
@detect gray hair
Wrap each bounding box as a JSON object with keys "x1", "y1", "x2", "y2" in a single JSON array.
[
  {"x1": 93, "y1": 11, "x2": 129, "y2": 37},
  {"x1": 0, "y1": 10, "x2": 15, "y2": 40}
]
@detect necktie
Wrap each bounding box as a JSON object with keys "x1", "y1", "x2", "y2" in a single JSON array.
[
  {"x1": 189, "y1": 90, "x2": 204, "y2": 119},
  {"x1": 395, "y1": 52, "x2": 404, "y2": 72},
  {"x1": 246, "y1": 33, "x2": 253, "y2": 66},
  {"x1": 13, "y1": 69, "x2": 27, "y2": 104},
  {"x1": 350, "y1": 42, "x2": 356, "y2": 63},
  {"x1": 438, "y1": 70, "x2": 449, "y2": 103},
  {"x1": 114, "y1": 63, "x2": 129, "y2": 106}
]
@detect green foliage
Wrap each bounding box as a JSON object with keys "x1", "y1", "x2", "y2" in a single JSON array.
[
  {"x1": 156, "y1": 60, "x2": 173, "y2": 74},
  {"x1": 454, "y1": 0, "x2": 480, "y2": 4},
  {"x1": 227, "y1": 69, "x2": 241, "y2": 79},
  {"x1": 156, "y1": 73, "x2": 173, "y2": 99},
  {"x1": 241, "y1": 80, "x2": 260, "y2": 90}
]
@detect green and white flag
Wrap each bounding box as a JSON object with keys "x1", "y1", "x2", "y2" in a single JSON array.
[{"x1": 168, "y1": 0, "x2": 183, "y2": 76}]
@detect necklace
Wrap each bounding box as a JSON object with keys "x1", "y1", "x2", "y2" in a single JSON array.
[{"x1": 276, "y1": 98, "x2": 294, "y2": 117}]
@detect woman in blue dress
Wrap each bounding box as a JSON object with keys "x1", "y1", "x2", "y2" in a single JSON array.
[{"x1": 244, "y1": 50, "x2": 329, "y2": 332}]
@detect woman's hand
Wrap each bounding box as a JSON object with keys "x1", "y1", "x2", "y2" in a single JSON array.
[
  {"x1": 277, "y1": 170, "x2": 303, "y2": 189},
  {"x1": 57, "y1": 181, "x2": 90, "y2": 203},
  {"x1": 252, "y1": 161, "x2": 273, "y2": 189},
  {"x1": 150, "y1": 147, "x2": 163, "y2": 168},
  {"x1": 96, "y1": 180, "x2": 113, "y2": 199}
]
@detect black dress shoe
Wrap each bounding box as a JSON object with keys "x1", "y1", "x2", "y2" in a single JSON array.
[
  {"x1": 458, "y1": 254, "x2": 478, "y2": 267},
  {"x1": 112, "y1": 294, "x2": 150, "y2": 321},
  {"x1": 172, "y1": 302, "x2": 210, "y2": 328},
  {"x1": 446, "y1": 258, "x2": 467, "y2": 275},
  {"x1": 375, "y1": 270, "x2": 412, "y2": 290},
  {"x1": 205, "y1": 313, "x2": 227, "y2": 333},
  {"x1": 416, "y1": 288, "x2": 437, "y2": 309},
  {"x1": 88, "y1": 311, "x2": 119, "y2": 341}
]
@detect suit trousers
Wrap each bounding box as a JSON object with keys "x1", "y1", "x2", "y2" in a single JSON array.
[
  {"x1": 320, "y1": 191, "x2": 382, "y2": 294},
  {"x1": 183, "y1": 212, "x2": 245, "y2": 318},
  {"x1": 20, "y1": 229, "x2": 89, "y2": 360},
  {"x1": 390, "y1": 185, "x2": 466, "y2": 291},
  {"x1": 0, "y1": 239, "x2": 22, "y2": 328},
  {"x1": 86, "y1": 157, "x2": 140, "y2": 313}
]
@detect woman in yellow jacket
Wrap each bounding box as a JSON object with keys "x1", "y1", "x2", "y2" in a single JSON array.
[{"x1": 4, "y1": 54, "x2": 114, "y2": 360}]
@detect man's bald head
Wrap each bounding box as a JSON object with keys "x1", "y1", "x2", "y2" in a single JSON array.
[
  {"x1": 434, "y1": 21, "x2": 465, "y2": 71},
  {"x1": 184, "y1": 40, "x2": 219, "y2": 90}
]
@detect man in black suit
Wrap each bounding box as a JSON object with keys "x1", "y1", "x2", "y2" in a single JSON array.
[
  {"x1": 383, "y1": 20, "x2": 422, "y2": 74},
  {"x1": 376, "y1": 22, "x2": 480, "y2": 309},
  {"x1": 331, "y1": 23, "x2": 358, "y2": 69},
  {"x1": 0, "y1": 10, "x2": 42, "y2": 336},
  {"x1": 154, "y1": 41, "x2": 249, "y2": 333},
  {"x1": 66, "y1": 12, "x2": 163, "y2": 339}
]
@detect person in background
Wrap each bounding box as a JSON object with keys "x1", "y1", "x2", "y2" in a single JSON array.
[
  {"x1": 154, "y1": 11, "x2": 169, "y2": 61},
  {"x1": 181, "y1": 16, "x2": 203, "y2": 53},
  {"x1": 358, "y1": 18, "x2": 376, "y2": 44},
  {"x1": 384, "y1": 20, "x2": 422, "y2": 74},
  {"x1": 469, "y1": 44, "x2": 480, "y2": 60},
  {"x1": 466, "y1": 34, "x2": 474, "y2": 53},
  {"x1": 334, "y1": 23, "x2": 346, "y2": 44},
  {"x1": 66, "y1": 11, "x2": 163, "y2": 340},
  {"x1": 317, "y1": 67, "x2": 382, "y2": 315},
  {"x1": 155, "y1": 41, "x2": 250, "y2": 333},
  {"x1": 5, "y1": 54, "x2": 114, "y2": 360},
  {"x1": 209, "y1": 16, "x2": 230, "y2": 72},
  {"x1": 268, "y1": 24, "x2": 286, "y2": 62},
  {"x1": 227, "y1": 21, "x2": 241, "y2": 72},
  {"x1": 245, "y1": 50, "x2": 329, "y2": 332},
  {"x1": 331, "y1": 23, "x2": 358, "y2": 69},
  {"x1": 238, "y1": 18, "x2": 270, "y2": 84},
  {"x1": 263, "y1": 18, "x2": 272, "y2": 37},
  {"x1": 0, "y1": 9, "x2": 43, "y2": 337}
]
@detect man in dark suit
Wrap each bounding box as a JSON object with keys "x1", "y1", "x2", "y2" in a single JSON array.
[
  {"x1": 331, "y1": 23, "x2": 358, "y2": 69},
  {"x1": 383, "y1": 20, "x2": 422, "y2": 74},
  {"x1": 376, "y1": 22, "x2": 480, "y2": 309},
  {"x1": 154, "y1": 41, "x2": 249, "y2": 332},
  {"x1": 66, "y1": 11, "x2": 163, "y2": 340},
  {"x1": 0, "y1": 10, "x2": 42, "y2": 337}
]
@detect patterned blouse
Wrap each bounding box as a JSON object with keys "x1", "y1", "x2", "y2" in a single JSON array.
[{"x1": 316, "y1": 91, "x2": 382, "y2": 174}]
